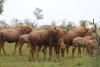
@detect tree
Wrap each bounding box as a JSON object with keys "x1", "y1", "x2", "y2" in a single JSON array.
[
  {"x1": 59, "y1": 19, "x2": 67, "y2": 29},
  {"x1": 11, "y1": 18, "x2": 22, "y2": 27},
  {"x1": 51, "y1": 19, "x2": 56, "y2": 27},
  {"x1": 79, "y1": 20, "x2": 89, "y2": 28},
  {"x1": 59, "y1": 19, "x2": 75, "y2": 30},
  {"x1": 0, "y1": 0, "x2": 5, "y2": 14},
  {"x1": 33, "y1": 8, "x2": 43, "y2": 20},
  {"x1": 33, "y1": 8, "x2": 43, "y2": 27},
  {"x1": 0, "y1": 20, "x2": 9, "y2": 29},
  {"x1": 67, "y1": 21, "x2": 75, "y2": 29},
  {"x1": 38, "y1": 25, "x2": 51, "y2": 30},
  {"x1": 24, "y1": 19, "x2": 37, "y2": 28}
]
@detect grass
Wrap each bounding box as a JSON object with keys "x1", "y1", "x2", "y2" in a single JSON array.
[{"x1": 0, "y1": 43, "x2": 96, "y2": 67}]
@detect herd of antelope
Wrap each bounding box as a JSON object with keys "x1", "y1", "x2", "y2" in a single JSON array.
[{"x1": 0, "y1": 20, "x2": 98, "y2": 61}]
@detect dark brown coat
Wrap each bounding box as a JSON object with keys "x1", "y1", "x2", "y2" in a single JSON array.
[{"x1": 28, "y1": 27, "x2": 67, "y2": 61}]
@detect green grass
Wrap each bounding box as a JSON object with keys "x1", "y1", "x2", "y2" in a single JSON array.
[{"x1": 0, "y1": 43, "x2": 96, "y2": 67}]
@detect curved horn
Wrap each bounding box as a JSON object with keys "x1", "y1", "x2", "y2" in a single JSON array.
[
  {"x1": 93, "y1": 18, "x2": 97, "y2": 32},
  {"x1": 83, "y1": 22, "x2": 86, "y2": 29},
  {"x1": 92, "y1": 18, "x2": 98, "y2": 40}
]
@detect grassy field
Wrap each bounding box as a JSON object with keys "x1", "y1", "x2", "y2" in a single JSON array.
[{"x1": 0, "y1": 43, "x2": 97, "y2": 67}]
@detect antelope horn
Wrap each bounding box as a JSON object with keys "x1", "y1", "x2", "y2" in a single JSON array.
[
  {"x1": 83, "y1": 22, "x2": 86, "y2": 29},
  {"x1": 93, "y1": 18, "x2": 97, "y2": 32}
]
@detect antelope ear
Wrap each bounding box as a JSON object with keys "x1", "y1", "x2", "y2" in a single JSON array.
[
  {"x1": 64, "y1": 28, "x2": 69, "y2": 34},
  {"x1": 54, "y1": 27, "x2": 57, "y2": 30},
  {"x1": 28, "y1": 27, "x2": 30, "y2": 29},
  {"x1": 45, "y1": 27, "x2": 49, "y2": 30},
  {"x1": 85, "y1": 28, "x2": 89, "y2": 32},
  {"x1": 45, "y1": 28, "x2": 47, "y2": 30},
  {"x1": 64, "y1": 31, "x2": 67, "y2": 34}
]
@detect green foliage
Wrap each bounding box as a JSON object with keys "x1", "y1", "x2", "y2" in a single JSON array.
[
  {"x1": 59, "y1": 20, "x2": 75, "y2": 30},
  {"x1": 0, "y1": 0, "x2": 5, "y2": 14},
  {"x1": 0, "y1": 20, "x2": 10, "y2": 29},
  {"x1": 79, "y1": 20, "x2": 89, "y2": 28},
  {"x1": 92, "y1": 31, "x2": 100, "y2": 67},
  {"x1": 59, "y1": 19, "x2": 67, "y2": 29},
  {"x1": 67, "y1": 21, "x2": 76, "y2": 30},
  {"x1": 10, "y1": 18, "x2": 37, "y2": 28},
  {"x1": 92, "y1": 56, "x2": 100, "y2": 67},
  {"x1": 89, "y1": 21, "x2": 94, "y2": 25},
  {"x1": 11, "y1": 18, "x2": 22, "y2": 27},
  {"x1": 38, "y1": 25, "x2": 51, "y2": 30},
  {"x1": 34, "y1": 8, "x2": 43, "y2": 20},
  {"x1": 24, "y1": 19, "x2": 37, "y2": 28}
]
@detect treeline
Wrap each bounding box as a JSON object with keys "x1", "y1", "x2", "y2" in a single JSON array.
[{"x1": 0, "y1": 18, "x2": 99, "y2": 30}]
